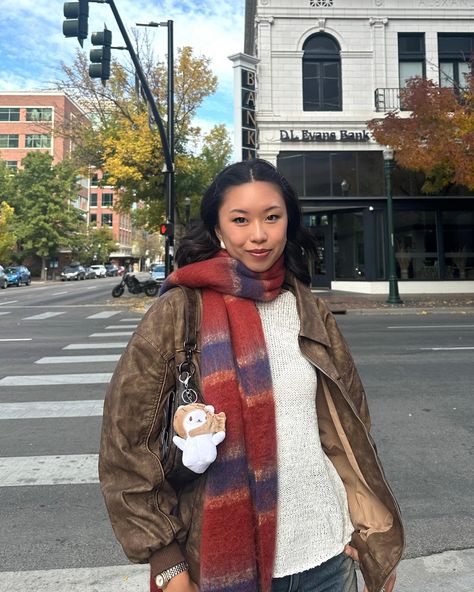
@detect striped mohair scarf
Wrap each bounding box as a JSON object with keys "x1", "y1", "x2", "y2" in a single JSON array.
[{"x1": 160, "y1": 252, "x2": 285, "y2": 592}]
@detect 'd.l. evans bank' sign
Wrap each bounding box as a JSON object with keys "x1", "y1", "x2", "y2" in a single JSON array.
[{"x1": 280, "y1": 129, "x2": 370, "y2": 143}]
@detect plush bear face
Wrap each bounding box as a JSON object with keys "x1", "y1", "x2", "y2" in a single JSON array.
[
  {"x1": 173, "y1": 403, "x2": 226, "y2": 439},
  {"x1": 182, "y1": 408, "x2": 207, "y2": 435}
]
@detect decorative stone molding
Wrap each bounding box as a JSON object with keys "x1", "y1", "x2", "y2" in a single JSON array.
[
  {"x1": 317, "y1": 18, "x2": 326, "y2": 31},
  {"x1": 255, "y1": 16, "x2": 275, "y2": 25},
  {"x1": 369, "y1": 17, "x2": 388, "y2": 27},
  {"x1": 310, "y1": 0, "x2": 333, "y2": 7}
]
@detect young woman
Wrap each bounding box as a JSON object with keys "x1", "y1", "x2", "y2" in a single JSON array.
[{"x1": 99, "y1": 159, "x2": 404, "y2": 592}]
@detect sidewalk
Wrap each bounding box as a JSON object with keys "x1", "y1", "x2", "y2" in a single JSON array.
[
  {"x1": 357, "y1": 548, "x2": 474, "y2": 591},
  {"x1": 314, "y1": 290, "x2": 474, "y2": 314}
]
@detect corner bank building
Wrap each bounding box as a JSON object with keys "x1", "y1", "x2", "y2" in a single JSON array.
[{"x1": 231, "y1": 0, "x2": 474, "y2": 292}]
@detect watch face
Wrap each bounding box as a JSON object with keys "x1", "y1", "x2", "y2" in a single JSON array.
[{"x1": 156, "y1": 574, "x2": 165, "y2": 587}]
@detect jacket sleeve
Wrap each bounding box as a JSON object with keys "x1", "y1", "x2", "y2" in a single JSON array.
[
  {"x1": 98, "y1": 294, "x2": 187, "y2": 574},
  {"x1": 316, "y1": 298, "x2": 372, "y2": 434}
]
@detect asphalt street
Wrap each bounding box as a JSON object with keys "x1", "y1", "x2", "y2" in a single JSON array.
[{"x1": 0, "y1": 281, "x2": 473, "y2": 590}]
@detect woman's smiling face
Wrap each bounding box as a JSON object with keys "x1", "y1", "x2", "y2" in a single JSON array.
[{"x1": 215, "y1": 181, "x2": 288, "y2": 273}]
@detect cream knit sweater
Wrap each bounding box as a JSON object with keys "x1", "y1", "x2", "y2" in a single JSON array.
[{"x1": 256, "y1": 290, "x2": 354, "y2": 578}]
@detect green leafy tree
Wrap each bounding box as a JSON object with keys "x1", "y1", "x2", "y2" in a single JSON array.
[
  {"x1": 0, "y1": 161, "x2": 17, "y2": 263},
  {"x1": 10, "y1": 153, "x2": 86, "y2": 279},
  {"x1": 0, "y1": 202, "x2": 16, "y2": 263},
  {"x1": 56, "y1": 40, "x2": 230, "y2": 231},
  {"x1": 78, "y1": 225, "x2": 116, "y2": 265}
]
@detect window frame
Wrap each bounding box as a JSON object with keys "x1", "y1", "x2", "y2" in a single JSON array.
[
  {"x1": 25, "y1": 134, "x2": 51, "y2": 149},
  {"x1": 0, "y1": 107, "x2": 20, "y2": 122},
  {"x1": 438, "y1": 33, "x2": 474, "y2": 89},
  {"x1": 398, "y1": 33, "x2": 426, "y2": 88},
  {"x1": 0, "y1": 134, "x2": 20, "y2": 148},
  {"x1": 302, "y1": 33, "x2": 342, "y2": 112}
]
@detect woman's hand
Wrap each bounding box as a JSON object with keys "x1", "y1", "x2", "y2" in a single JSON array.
[
  {"x1": 344, "y1": 544, "x2": 396, "y2": 592},
  {"x1": 166, "y1": 570, "x2": 199, "y2": 592}
]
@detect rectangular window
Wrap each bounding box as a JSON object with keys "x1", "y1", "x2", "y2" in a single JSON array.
[
  {"x1": 333, "y1": 212, "x2": 365, "y2": 280},
  {"x1": 90, "y1": 193, "x2": 98, "y2": 207},
  {"x1": 398, "y1": 33, "x2": 425, "y2": 88},
  {"x1": 394, "y1": 211, "x2": 438, "y2": 280},
  {"x1": 0, "y1": 134, "x2": 19, "y2": 148},
  {"x1": 90, "y1": 213, "x2": 97, "y2": 225},
  {"x1": 101, "y1": 193, "x2": 113, "y2": 207},
  {"x1": 91, "y1": 174, "x2": 99, "y2": 186},
  {"x1": 101, "y1": 172, "x2": 112, "y2": 186},
  {"x1": 442, "y1": 211, "x2": 474, "y2": 280},
  {"x1": 101, "y1": 213, "x2": 113, "y2": 226},
  {"x1": 0, "y1": 108, "x2": 20, "y2": 121},
  {"x1": 25, "y1": 134, "x2": 51, "y2": 148},
  {"x1": 438, "y1": 33, "x2": 474, "y2": 89},
  {"x1": 5, "y1": 160, "x2": 18, "y2": 171},
  {"x1": 26, "y1": 108, "x2": 53, "y2": 122},
  {"x1": 277, "y1": 151, "x2": 384, "y2": 198}
]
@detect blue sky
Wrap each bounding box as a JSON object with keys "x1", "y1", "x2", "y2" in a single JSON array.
[{"x1": 0, "y1": 0, "x2": 245, "y2": 134}]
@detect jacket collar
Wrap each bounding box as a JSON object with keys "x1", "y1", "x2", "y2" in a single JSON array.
[{"x1": 284, "y1": 273, "x2": 331, "y2": 347}]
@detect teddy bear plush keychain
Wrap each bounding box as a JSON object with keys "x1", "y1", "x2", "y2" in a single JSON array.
[{"x1": 172, "y1": 404, "x2": 226, "y2": 474}]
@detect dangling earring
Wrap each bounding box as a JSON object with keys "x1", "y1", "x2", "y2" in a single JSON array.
[{"x1": 219, "y1": 238, "x2": 226, "y2": 250}]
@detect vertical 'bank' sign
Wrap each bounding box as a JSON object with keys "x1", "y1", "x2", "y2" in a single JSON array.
[{"x1": 241, "y1": 69, "x2": 256, "y2": 160}]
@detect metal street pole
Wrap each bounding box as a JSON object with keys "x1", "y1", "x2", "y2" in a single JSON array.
[
  {"x1": 136, "y1": 19, "x2": 174, "y2": 276},
  {"x1": 383, "y1": 148, "x2": 403, "y2": 304}
]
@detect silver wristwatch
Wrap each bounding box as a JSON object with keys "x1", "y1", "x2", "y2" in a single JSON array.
[{"x1": 155, "y1": 561, "x2": 189, "y2": 589}]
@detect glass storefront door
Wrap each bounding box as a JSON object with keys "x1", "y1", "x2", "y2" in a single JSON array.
[{"x1": 312, "y1": 224, "x2": 332, "y2": 287}]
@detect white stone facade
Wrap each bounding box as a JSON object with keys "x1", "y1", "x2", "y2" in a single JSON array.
[{"x1": 252, "y1": 0, "x2": 474, "y2": 162}]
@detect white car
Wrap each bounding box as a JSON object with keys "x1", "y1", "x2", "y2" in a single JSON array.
[{"x1": 90, "y1": 264, "x2": 107, "y2": 278}]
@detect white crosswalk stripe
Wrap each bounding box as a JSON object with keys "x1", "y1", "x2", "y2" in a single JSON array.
[
  {"x1": 2, "y1": 565, "x2": 148, "y2": 591},
  {"x1": 35, "y1": 354, "x2": 121, "y2": 364},
  {"x1": 23, "y1": 311, "x2": 66, "y2": 320},
  {"x1": 0, "y1": 311, "x2": 11, "y2": 316},
  {"x1": 87, "y1": 311, "x2": 121, "y2": 319},
  {"x1": 0, "y1": 400, "x2": 103, "y2": 419},
  {"x1": 105, "y1": 324, "x2": 138, "y2": 329},
  {"x1": 90, "y1": 331, "x2": 134, "y2": 337},
  {"x1": 0, "y1": 454, "x2": 99, "y2": 486},
  {"x1": 0, "y1": 373, "x2": 112, "y2": 386},
  {"x1": 63, "y1": 342, "x2": 128, "y2": 350}
]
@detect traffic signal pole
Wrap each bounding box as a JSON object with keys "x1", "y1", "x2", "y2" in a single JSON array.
[
  {"x1": 64, "y1": 0, "x2": 175, "y2": 275},
  {"x1": 165, "y1": 20, "x2": 174, "y2": 277}
]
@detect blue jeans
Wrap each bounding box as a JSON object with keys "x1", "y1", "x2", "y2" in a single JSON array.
[{"x1": 271, "y1": 552, "x2": 358, "y2": 592}]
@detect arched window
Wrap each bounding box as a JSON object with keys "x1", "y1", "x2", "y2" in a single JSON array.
[{"x1": 303, "y1": 33, "x2": 342, "y2": 111}]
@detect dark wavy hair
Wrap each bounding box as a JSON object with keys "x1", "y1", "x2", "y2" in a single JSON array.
[{"x1": 175, "y1": 158, "x2": 317, "y2": 285}]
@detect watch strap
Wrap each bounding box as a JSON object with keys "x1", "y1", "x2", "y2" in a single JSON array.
[{"x1": 155, "y1": 561, "x2": 189, "y2": 589}]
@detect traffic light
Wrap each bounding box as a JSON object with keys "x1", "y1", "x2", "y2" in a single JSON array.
[
  {"x1": 89, "y1": 28, "x2": 112, "y2": 84},
  {"x1": 160, "y1": 222, "x2": 174, "y2": 237},
  {"x1": 63, "y1": 0, "x2": 89, "y2": 47}
]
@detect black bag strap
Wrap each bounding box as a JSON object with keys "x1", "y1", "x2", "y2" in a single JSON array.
[{"x1": 179, "y1": 285, "x2": 198, "y2": 359}]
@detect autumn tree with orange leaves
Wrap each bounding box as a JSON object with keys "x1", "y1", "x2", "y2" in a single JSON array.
[{"x1": 368, "y1": 76, "x2": 474, "y2": 194}]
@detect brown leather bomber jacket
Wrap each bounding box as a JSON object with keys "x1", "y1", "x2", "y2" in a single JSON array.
[{"x1": 99, "y1": 274, "x2": 405, "y2": 592}]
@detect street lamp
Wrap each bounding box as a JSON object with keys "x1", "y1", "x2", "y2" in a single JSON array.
[
  {"x1": 383, "y1": 148, "x2": 403, "y2": 304},
  {"x1": 136, "y1": 20, "x2": 174, "y2": 278}
]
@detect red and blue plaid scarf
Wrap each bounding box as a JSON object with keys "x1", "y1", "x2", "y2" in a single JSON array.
[{"x1": 160, "y1": 252, "x2": 285, "y2": 592}]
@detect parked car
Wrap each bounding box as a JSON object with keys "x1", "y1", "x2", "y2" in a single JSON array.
[
  {"x1": 90, "y1": 264, "x2": 107, "y2": 278},
  {"x1": 4, "y1": 265, "x2": 31, "y2": 286},
  {"x1": 60, "y1": 265, "x2": 86, "y2": 281},
  {"x1": 149, "y1": 262, "x2": 165, "y2": 282},
  {"x1": 105, "y1": 264, "x2": 119, "y2": 277},
  {"x1": 84, "y1": 267, "x2": 97, "y2": 279},
  {"x1": 0, "y1": 265, "x2": 7, "y2": 289}
]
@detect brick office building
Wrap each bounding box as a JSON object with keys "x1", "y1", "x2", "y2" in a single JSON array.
[
  {"x1": 234, "y1": 0, "x2": 474, "y2": 293},
  {"x1": 0, "y1": 91, "x2": 132, "y2": 269}
]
